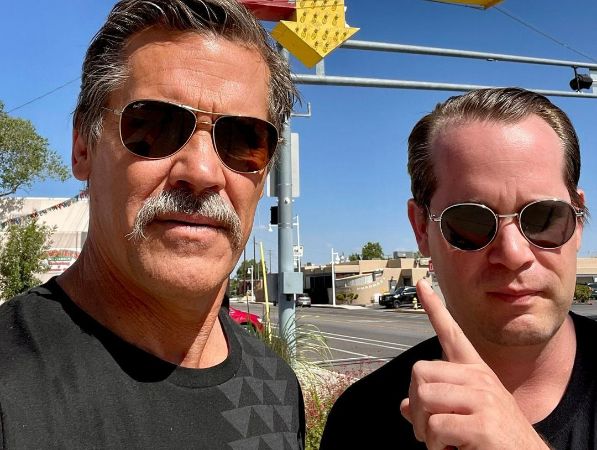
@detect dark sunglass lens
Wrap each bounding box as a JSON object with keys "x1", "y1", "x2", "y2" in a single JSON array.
[
  {"x1": 441, "y1": 204, "x2": 497, "y2": 251},
  {"x1": 120, "y1": 101, "x2": 195, "y2": 158},
  {"x1": 521, "y1": 200, "x2": 576, "y2": 248},
  {"x1": 213, "y1": 116, "x2": 277, "y2": 172}
]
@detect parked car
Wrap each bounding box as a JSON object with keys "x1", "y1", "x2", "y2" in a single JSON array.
[
  {"x1": 379, "y1": 285, "x2": 418, "y2": 309},
  {"x1": 229, "y1": 306, "x2": 264, "y2": 333},
  {"x1": 296, "y1": 293, "x2": 312, "y2": 307},
  {"x1": 272, "y1": 294, "x2": 312, "y2": 307}
]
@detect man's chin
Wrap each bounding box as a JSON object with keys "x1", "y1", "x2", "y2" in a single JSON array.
[{"x1": 481, "y1": 315, "x2": 565, "y2": 347}]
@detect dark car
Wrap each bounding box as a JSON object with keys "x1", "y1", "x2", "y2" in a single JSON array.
[{"x1": 379, "y1": 286, "x2": 418, "y2": 309}]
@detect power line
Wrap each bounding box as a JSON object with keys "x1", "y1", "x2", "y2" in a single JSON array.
[
  {"x1": 494, "y1": 6, "x2": 597, "y2": 63},
  {"x1": 423, "y1": 1, "x2": 596, "y2": 63},
  {"x1": 7, "y1": 77, "x2": 81, "y2": 114}
]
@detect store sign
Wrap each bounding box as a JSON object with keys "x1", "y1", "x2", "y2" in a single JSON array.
[{"x1": 46, "y1": 249, "x2": 80, "y2": 275}]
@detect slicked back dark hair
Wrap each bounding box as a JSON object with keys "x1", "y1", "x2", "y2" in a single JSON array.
[{"x1": 407, "y1": 87, "x2": 586, "y2": 217}]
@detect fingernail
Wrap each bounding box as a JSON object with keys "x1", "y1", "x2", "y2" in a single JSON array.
[{"x1": 417, "y1": 279, "x2": 432, "y2": 292}]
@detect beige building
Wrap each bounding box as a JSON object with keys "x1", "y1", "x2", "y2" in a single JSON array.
[
  {"x1": 0, "y1": 195, "x2": 89, "y2": 283},
  {"x1": 302, "y1": 258, "x2": 431, "y2": 306},
  {"x1": 302, "y1": 256, "x2": 597, "y2": 306}
]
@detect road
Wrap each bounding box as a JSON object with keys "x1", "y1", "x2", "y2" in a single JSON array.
[
  {"x1": 233, "y1": 302, "x2": 434, "y2": 374},
  {"x1": 232, "y1": 301, "x2": 597, "y2": 375}
]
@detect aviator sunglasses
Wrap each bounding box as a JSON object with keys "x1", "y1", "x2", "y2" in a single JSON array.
[
  {"x1": 428, "y1": 199, "x2": 584, "y2": 251},
  {"x1": 104, "y1": 99, "x2": 280, "y2": 173}
]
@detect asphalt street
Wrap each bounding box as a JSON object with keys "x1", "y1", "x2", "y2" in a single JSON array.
[{"x1": 232, "y1": 301, "x2": 597, "y2": 375}]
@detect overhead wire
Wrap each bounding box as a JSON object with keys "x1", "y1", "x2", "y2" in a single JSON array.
[
  {"x1": 6, "y1": 77, "x2": 80, "y2": 114},
  {"x1": 6, "y1": 2, "x2": 597, "y2": 117},
  {"x1": 494, "y1": 6, "x2": 597, "y2": 63},
  {"x1": 422, "y1": 0, "x2": 596, "y2": 63}
]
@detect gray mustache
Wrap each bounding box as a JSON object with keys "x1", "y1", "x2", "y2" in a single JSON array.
[{"x1": 127, "y1": 189, "x2": 243, "y2": 250}]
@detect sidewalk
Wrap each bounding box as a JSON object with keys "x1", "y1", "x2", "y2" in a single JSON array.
[{"x1": 230, "y1": 297, "x2": 427, "y2": 313}]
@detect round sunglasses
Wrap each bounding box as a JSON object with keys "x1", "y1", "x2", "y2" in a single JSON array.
[
  {"x1": 428, "y1": 199, "x2": 584, "y2": 251},
  {"x1": 104, "y1": 99, "x2": 280, "y2": 173}
]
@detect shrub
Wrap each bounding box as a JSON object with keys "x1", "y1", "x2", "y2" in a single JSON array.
[
  {"x1": 0, "y1": 219, "x2": 53, "y2": 300},
  {"x1": 302, "y1": 370, "x2": 360, "y2": 450},
  {"x1": 575, "y1": 284, "x2": 592, "y2": 303}
]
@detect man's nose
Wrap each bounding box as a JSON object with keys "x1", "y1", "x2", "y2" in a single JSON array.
[
  {"x1": 166, "y1": 129, "x2": 226, "y2": 193},
  {"x1": 486, "y1": 217, "x2": 535, "y2": 270}
]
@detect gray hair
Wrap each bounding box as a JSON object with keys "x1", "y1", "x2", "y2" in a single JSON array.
[
  {"x1": 74, "y1": 0, "x2": 297, "y2": 153},
  {"x1": 127, "y1": 188, "x2": 243, "y2": 249}
]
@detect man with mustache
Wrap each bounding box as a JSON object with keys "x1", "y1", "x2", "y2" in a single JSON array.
[
  {"x1": 321, "y1": 88, "x2": 597, "y2": 449},
  {"x1": 0, "y1": 1, "x2": 305, "y2": 448}
]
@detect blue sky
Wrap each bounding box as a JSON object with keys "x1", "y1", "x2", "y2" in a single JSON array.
[{"x1": 3, "y1": 0, "x2": 597, "y2": 269}]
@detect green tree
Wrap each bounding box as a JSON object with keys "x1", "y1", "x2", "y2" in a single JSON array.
[
  {"x1": 348, "y1": 253, "x2": 360, "y2": 262},
  {"x1": 0, "y1": 219, "x2": 53, "y2": 300},
  {"x1": 361, "y1": 241, "x2": 384, "y2": 260},
  {"x1": 236, "y1": 259, "x2": 267, "y2": 279},
  {"x1": 0, "y1": 101, "x2": 69, "y2": 198}
]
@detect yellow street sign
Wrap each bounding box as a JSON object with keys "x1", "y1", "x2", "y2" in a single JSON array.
[{"x1": 271, "y1": 0, "x2": 359, "y2": 68}]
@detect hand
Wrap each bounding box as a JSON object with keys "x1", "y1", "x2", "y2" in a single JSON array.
[{"x1": 399, "y1": 280, "x2": 549, "y2": 450}]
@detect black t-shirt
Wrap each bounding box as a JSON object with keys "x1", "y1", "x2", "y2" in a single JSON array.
[
  {"x1": 0, "y1": 278, "x2": 305, "y2": 449},
  {"x1": 321, "y1": 312, "x2": 597, "y2": 449}
]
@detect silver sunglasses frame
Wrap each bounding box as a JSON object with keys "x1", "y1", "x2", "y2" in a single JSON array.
[
  {"x1": 428, "y1": 199, "x2": 584, "y2": 251},
  {"x1": 103, "y1": 99, "x2": 282, "y2": 174}
]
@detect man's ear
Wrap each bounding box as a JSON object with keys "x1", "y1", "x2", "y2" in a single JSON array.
[
  {"x1": 407, "y1": 199, "x2": 430, "y2": 257},
  {"x1": 72, "y1": 129, "x2": 91, "y2": 181},
  {"x1": 575, "y1": 189, "x2": 586, "y2": 251}
]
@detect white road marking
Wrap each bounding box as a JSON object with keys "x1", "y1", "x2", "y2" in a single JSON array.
[{"x1": 320, "y1": 331, "x2": 413, "y2": 351}]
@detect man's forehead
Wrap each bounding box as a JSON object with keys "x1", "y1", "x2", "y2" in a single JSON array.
[
  {"x1": 428, "y1": 114, "x2": 567, "y2": 199},
  {"x1": 429, "y1": 115, "x2": 562, "y2": 161}
]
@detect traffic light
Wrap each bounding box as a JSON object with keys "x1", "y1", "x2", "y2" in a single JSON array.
[
  {"x1": 570, "y1": 68, "x2": 594, "y2": 91},
  {"x1": 270, "y1": 206, "x2": 279, "y2": 225}
]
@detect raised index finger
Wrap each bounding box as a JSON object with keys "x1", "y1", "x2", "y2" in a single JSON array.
[{"x1": 417, "y1": 279, "x2": 483, "y2": 364}]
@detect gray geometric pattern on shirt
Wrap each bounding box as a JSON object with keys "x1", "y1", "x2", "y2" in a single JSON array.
[
  {"x1": 242, "y1": 333, "x2": 268, "y2": 356},
  {"x1": 220, "y1": 329, "x2": 299, "y2": 449},
  {"x1": 219, "y1": 377, "x2": 245, "y2": 408},
  {"x1": 242, "y1": 350, "x2": 255, "y2": 375},
  {"x1": 253, "y1": 356, "x2": 278, "y2": 379},
  {"x1": 246, "y1": 378, "x2": 264, "y2": 403},
  {"x1": 273, "y1": 405, "x2": 294, "y2": 431},
  {"x1": 228, "y1": 432, "x2": 299, "y2": 450},
  {"x1": 253, "y1": 404, "x2": 274, "y2": 431},
  {"x1": 228, "y1": 435, "x2": 260, "y2": 450},
  {"x1": 260, "y1": 433, "x2": 285, "y2": 449},
  {"x1": 264, "y1": 379, "x2": 287, "y2": 404},
  {"x1": 222, "y1": 405, "x2": 254, "y2": 437}
]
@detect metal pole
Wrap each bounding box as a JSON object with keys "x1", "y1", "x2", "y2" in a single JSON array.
[
  {"x1": 292, "y1": 74, "x2": 597, "y2": 98},
  {"x1": 250, "y1": 267, "x2": 254, "y2": 303},
  {"x1": 295, "y1": 215, "x2": 301, "y2": 272},
  {"x1": 341, "y1": 39, "x2": 597, "y2": 70},
  {"x1": 331, "y1": 248, "x2": 336, "y2": 307},
  {"x1": 276, "y1": 46, "x2": 296, "y2": 351},
  {"x1": 253, "y1": 235, "x2": 258, "y2": 281}
]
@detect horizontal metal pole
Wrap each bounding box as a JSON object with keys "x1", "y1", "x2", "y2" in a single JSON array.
[
  {"x1": 341, "y1": 40, "x2": 597, "y2": 71},
  {"x1": 292, "y1": 74, "x2": 597, "y2": 98}
]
